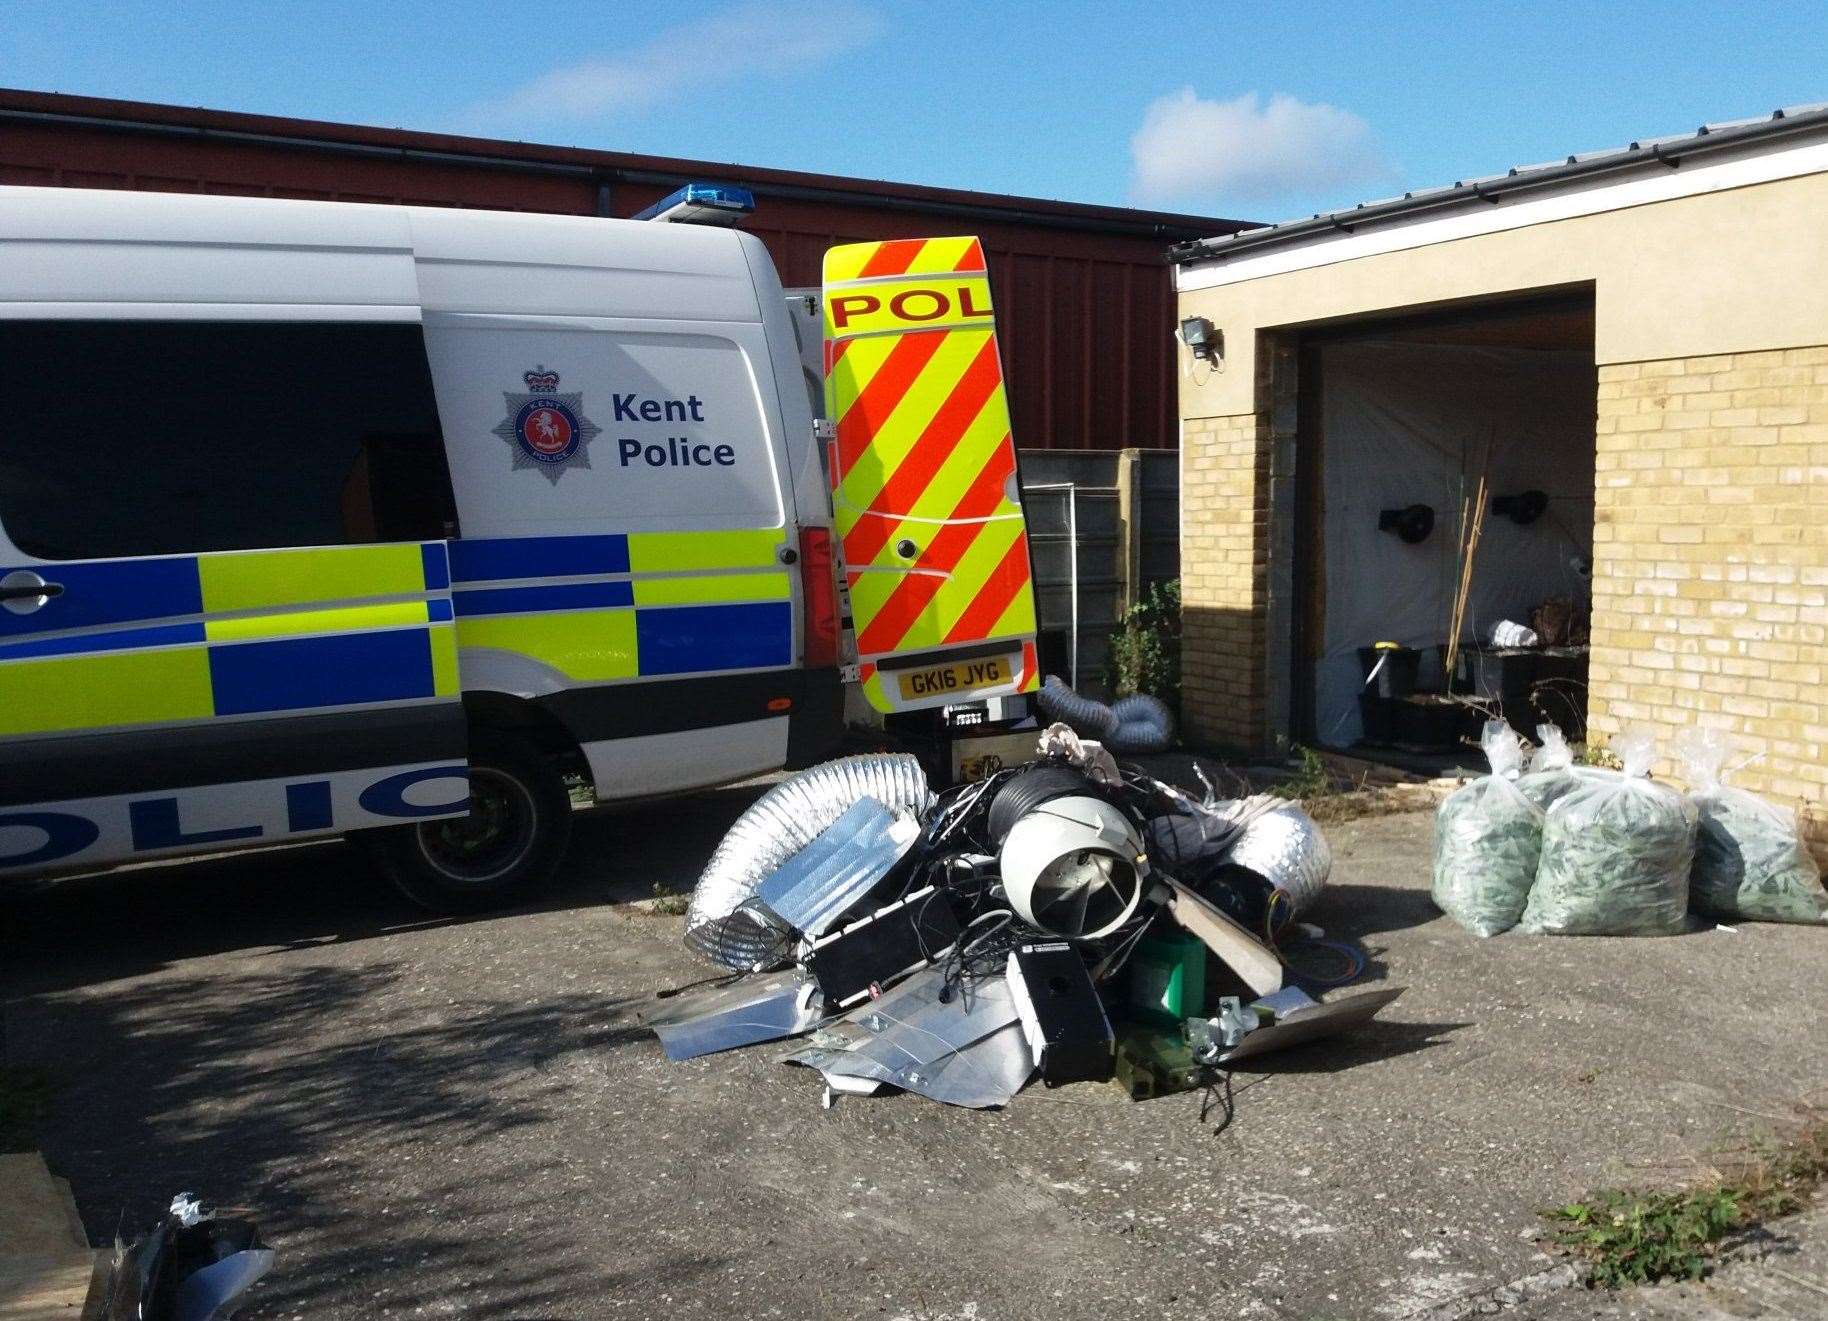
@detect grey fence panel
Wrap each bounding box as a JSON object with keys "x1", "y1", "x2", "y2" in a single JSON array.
[{"x1": 1018, "y1": 448, "x2": 1179, "y2": 698}]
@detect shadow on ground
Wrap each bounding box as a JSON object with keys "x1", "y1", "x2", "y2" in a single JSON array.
[
  {"x1": 0, "y1": 782, "x2": 777, "y2": 1316},
  {"x1": 14, "y1": 953, "x2": 660, "y2": 1315},
  {"x1": 1225, "y1": 1016, "x2": 1472, "y2": 1075},
  {"x1": 1, "y1": 782, "x2": 771, "y2": 996},
  {"x1": 1312, "y1": 881, "x2": 1443, "y2": 940}
]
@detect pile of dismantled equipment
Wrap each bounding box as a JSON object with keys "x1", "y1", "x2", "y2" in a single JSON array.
[{"x1": 648, "y1": 725, "x2": 1403, "y2": 1109}]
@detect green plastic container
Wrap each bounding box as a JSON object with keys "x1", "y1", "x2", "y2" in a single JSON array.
[{"x1": 1125, "y1": 929, "x2": 1207, "y2": 1029}]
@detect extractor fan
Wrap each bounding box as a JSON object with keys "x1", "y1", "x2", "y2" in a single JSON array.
[{"x1": 990, "y1": 770, "x2": 1147, "y2": 939}]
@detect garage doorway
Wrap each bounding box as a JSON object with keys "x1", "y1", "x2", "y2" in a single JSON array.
[{"x1": 1290, "y1": 292, "x2": 1597, "y2": 760}]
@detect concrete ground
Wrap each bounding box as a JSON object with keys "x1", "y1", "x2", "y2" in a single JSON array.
[{"x1": 4, "y1": 774, "x2": 1827, "y2": 1320}]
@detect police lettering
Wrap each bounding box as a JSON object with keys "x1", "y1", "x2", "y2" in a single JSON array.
[
  {"x1": 129, "y1": 799, "x2": 261, "y2": 851},
  {"x1": 0, "y1": 765, "x2": 473, "y2": 872},
  {"x1": 612, "y1": 393, "x2": 705, "y2": 423},
  {"x1": 829, "y1": 283, "x2": 992, "y2": 330},
  {"x1": 0, "y1": 810, "x2": 100, "y2": 869},
  {"x1": 618, "y1": 437, "x2": 737, "y2": 468}
]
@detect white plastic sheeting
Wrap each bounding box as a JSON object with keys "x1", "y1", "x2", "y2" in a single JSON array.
[{"x1": 1316, "y1": 341, "x2": 1595, "y2": 745}]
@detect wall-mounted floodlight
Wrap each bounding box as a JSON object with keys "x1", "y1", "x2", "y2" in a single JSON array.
[
  {"x1": 633, "y1": 183, "x2": 756, "y2": 226},
  {"x1": 1179, "y1": 316, "x2": 1222, "y2": 363}
]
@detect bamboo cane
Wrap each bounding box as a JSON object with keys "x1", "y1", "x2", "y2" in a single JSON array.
[{"x1": 1444, "y1": 473, "x2": 1488, "y2": 687}]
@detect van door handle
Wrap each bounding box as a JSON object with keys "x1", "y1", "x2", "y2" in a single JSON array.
[{"x1": 0, "y1": 570, "x2": 63, "y2": 614}]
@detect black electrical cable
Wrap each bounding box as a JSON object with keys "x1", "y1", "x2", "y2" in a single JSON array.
[
  {"x1": 1088, "y1": 904, "x2": 1159, "y2": 982},
  {"x1": 1199, "y1": 1071, "x2": 1236, "y2": 1136},
  {"x1": 936, "y1": 911, "x2": 1014, "y2": 1002}
]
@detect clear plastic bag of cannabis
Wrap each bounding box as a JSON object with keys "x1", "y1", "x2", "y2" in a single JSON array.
[
  {"x1": 1675, "y1": 727, "x2": 1827, "y2": 925},
  {"x1": 1517, "y1": 723, "x2": 1591, "y2": 812},
  {"x1": 1521, "y1": 729, "x2": 1697, "y2": 936},
  {"x1": 1432, "y1": 721, "x2": 1544, "y2": 936}
]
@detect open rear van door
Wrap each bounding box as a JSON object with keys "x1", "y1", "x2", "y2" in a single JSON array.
[{"x1": 821, "y1": 237, "x2": 1040, "y2": 713}]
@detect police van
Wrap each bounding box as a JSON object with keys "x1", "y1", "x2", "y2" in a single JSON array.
[{"x1": 0, "y1": 185, "x2": 1038, "y2": 908}]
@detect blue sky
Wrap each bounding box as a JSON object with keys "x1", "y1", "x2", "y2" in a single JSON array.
[{"x1": 3, "y1": 1, "x2": 1825, "y2": 223}]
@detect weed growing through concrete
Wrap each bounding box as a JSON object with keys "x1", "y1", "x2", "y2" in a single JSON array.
[
  {"x1": 1272, "y1": 745, "x2": 1334, "y2": 803},
  {"x1": 1545, "y1": 1104, "x2": 1828, "y2": 1287},
  {"x1": 649, "y1": 882, "x2": 691, "y2": 916},
  {"x1": 1265, "y1": 746, "x2": 1426, "y2": 826}
]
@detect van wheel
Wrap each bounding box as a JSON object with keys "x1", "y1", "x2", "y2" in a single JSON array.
[{"x1": 374, "y1": 732, "x2": 574, "y2": 912}]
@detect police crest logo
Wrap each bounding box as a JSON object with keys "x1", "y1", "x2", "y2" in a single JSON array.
[{"x1": 492, "y1": 366, "x2": 603, "y2": 483}]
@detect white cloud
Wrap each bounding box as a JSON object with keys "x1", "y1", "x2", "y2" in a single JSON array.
[
  {"x1": 468, "y1": 0, "x2": 880, "y2": 126},
  {"x1": 1130, "y1": 88, "x2": 1391, "y2": 209}
]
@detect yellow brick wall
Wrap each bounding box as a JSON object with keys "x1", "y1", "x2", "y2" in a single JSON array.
[
  {"x1": 1590, "y1": 346, "x2": 1828, "y2": 864},
  {"x1": 1179, "y1": 409, "x2": 1271, "y2": 749}
]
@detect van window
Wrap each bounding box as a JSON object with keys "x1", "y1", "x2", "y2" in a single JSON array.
[{"x1": 0, "y1": 321, "x2": 457, "y2": 561}]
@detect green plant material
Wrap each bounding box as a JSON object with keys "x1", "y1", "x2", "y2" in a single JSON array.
[
  {"x1": 1546, "y1": 1108, "x2": 1828, "y2": 1288},
  {"x1": 1270, "y1": 745, "x2": 1333, "y2": 802},
  {"x1": 1524, "y1": 811, "x2": 1695, "y2": 936},
  {"x1": 1433, "y1": 788, "x2": 1543, "y2": 937},
  {"x1": 1578, "y1": 743, "x2": 1622, "y2": 771},
  {"x1": 1259, "y1": 745, "x2": 1423, "y2": 825},
  {"x1": 1282, "y1": 746, "x2": 1328, "y2": 797},
  {"x1": 1690, "y1": 792, "x2": 1828, "y2": 924},
  {"x1": 650, "y1": 881, "x2": 690, "y2": 916},
  {"x1": 1521, "y1": 733, "x2": 1696, "y2": 937},
  {"x1": 0, "y1": 1066, "x2": 53, "y2": 1153},
  {"x1": 1676, "y1": 727, "x2": 1828, "y2": 925},
  {"x1": 1517, "y1": 724, "x2": 1598, "y2": 812},
  {"x1": 1518, "y1": 766, "x2": 1598, "y2": 812},
  {"x1": 1547, "y1": 1187, "x2": 1743, "y2": 1287},
  {"x1": 1433, "y1": 722, "x2": 1542, "y2": 937},
  {"x1": 1106, "y1": 579, "x2": 1181, "y2": 714}
]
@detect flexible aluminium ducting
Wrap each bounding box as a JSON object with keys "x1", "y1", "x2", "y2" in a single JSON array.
[
  {"x1": 1034, "y1": 676, "x2": 1174, "y2": 754},
  {"x1": 1108, "y1": 693, "x2": 1174, "y2": 755},
  {"x1": 1035, "y1": 675, "x2": 1119, "y2": 739},
  {"x1": 1225, "y1": 802, "x2": 1332, "y2": 914},
  {"x1": 684, "y1": 754, "x2": 935, "y2": 969}
]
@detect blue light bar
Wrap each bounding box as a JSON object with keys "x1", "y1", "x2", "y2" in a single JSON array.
[{"x1": 633, "y1": 183, "x2": 756, "y2": 226}]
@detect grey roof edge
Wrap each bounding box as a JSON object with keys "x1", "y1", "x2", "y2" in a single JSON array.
[{"x1": 1170, "y1": 103, "x2": 1828, "y2": 266}]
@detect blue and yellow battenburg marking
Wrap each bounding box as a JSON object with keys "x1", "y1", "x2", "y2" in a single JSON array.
[
  {"x1": 448, "y1": 528, "x2": 791, "y2": 680},
  {"x1": 0, "y1": 529, "x2": 793, "y2": 740},
  {"x1": 0, "y1": 543, "x2": 458, "y2": 737}
]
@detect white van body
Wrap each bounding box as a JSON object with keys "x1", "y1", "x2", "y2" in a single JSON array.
[{"x1": 0, "y1": 187, "x2": 1037, "y2": 906}]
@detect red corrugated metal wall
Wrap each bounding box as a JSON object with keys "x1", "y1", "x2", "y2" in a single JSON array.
[{"x1": 0, "y1": 91, "x2": 1244, "y2": 450}]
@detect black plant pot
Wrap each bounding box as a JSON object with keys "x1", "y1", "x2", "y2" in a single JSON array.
[
  {"x1": 1390, "y1": 695, "x2": 1469, "y2": 751},
  {"x1": 1357, "y1": 646, "x2": 1420, "y2": 699},
  {"x1": 1358, "y1": 694, "x2": 1395, "y2": 745}
]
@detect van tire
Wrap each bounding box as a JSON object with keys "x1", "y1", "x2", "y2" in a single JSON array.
[{"x1": 372, "y1": 731, "x2": 574, "y2": 912}]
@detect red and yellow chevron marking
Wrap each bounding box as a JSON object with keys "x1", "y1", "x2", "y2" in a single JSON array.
[
  {"x1": 824, "y1": 236, "x2": 1039, "y2": 713},
  {"x1": 822, "y1": 235, "x2": 988, "y2": 284}
]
